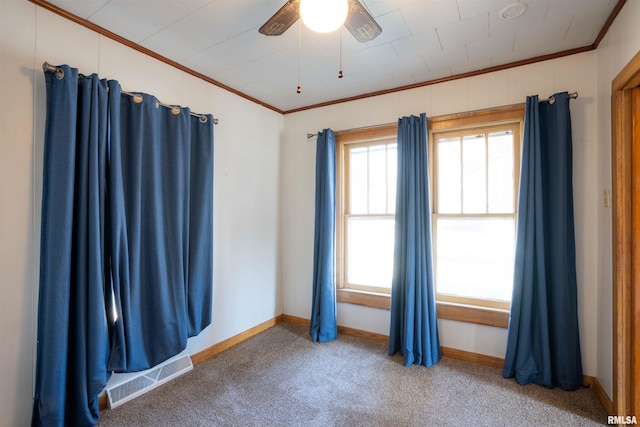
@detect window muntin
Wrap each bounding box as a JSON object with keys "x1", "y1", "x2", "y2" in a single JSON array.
[
  {"x1": 432, "y1": 123, "x2": 521, "y2": 310},
  {"x1": 348, "y1": 143, "x2": 397, "y2": 215}
]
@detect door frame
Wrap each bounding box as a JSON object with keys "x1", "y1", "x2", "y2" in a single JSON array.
[{"x1": 611, "y1": 49, "x2": 640, "y2": 416}]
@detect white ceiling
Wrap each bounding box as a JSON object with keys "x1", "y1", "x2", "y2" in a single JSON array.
[{"x1": 45, "y1": 0, "x2": 619, "y2": 112}]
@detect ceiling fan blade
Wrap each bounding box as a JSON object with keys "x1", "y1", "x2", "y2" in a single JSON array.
[
  {"x1": 344, "y1": 0, "x2": 382, "y2": 43},
  {"x1": 259, "y1": 0, "x2": 301, "y2": 36}
]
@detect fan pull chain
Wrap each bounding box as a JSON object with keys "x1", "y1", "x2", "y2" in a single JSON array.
[
  {"x1": 338, "y1": 20, "x2": 344, "y2": 79},
  {"x1": 297, "y1": 19, "x2": 302, "y2": 94}
]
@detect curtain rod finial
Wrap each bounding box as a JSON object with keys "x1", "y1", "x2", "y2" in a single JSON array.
[{"x1": 42, "y1": 62, "x2": 64, "y2": 80}]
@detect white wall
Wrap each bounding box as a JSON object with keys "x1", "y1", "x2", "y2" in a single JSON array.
[
  {"x1": 593, "y1": 0, "x2": 640, "y2": 404},
  {"x1": 3, "y1": 1, "x2": 636, "y2": 424},
  {"x1": 0, "y1": 2, "x2": 283, "y2": 425},
  {"x1": 281, "y1": 51, "x2": 602, "y2": 374}
]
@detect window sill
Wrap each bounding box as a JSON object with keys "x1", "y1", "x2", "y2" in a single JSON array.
[
  {"x1": 336, "y1": 289, "x2": 509, "y2": 329},
  {"x1": 436, "y1": 302, "x2": 509, "y2": 329},
  {"x1": 337, "y1": 288, "x2": 390, "y2": 310}
]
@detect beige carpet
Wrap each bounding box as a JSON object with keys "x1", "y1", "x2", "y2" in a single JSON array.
[{"x1": 98, "y1": 322, "x2": 607, "y2": 426}]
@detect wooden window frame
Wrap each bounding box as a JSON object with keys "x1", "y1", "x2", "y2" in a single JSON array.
[
  {"x1": 335, "y1": 105, "x2": 524, "y2": 329},
  {"x1": 431, "y1": 121, "x2": 522, "y2": 312},
  {"x1": 336, "y1": 124, "x2": 397, "y2": 297}
]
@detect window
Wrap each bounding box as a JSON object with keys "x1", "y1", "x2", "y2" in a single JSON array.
[
  {"x1": 336, "y1": 125, "x2": 397, "y2": 299},
  {"x1": 430, "y1": 105, "x2": 523, "y2": 312},
  {"x1": 335, "y1": 105, "x2": 524, "y2": 323},
  {"x1": 432, "y1": 125, "x2": 520, "y2": 309}
]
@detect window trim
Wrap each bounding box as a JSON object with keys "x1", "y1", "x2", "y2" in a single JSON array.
[
  {"x1": 335, "y1": 289, "x2": 509, "y2": 328},
  {"x1": 335, "y1": 105, "x2": 524, "y2": 329}
]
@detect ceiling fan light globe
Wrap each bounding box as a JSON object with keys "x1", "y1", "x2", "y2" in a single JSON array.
[{"x1": 300, "y1": 0, "x2": 349, "y2": 33}]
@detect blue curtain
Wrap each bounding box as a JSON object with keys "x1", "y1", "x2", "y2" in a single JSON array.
[
  {"x1": 388, "y1": 113, "x2": 440, "y2": 367},
  {"x1": 106, "y1": 84, "x2": 214, "y2": 372},
  {"x1": 186, "y1": 114, "x2": 215, "y2": 336},
  {"x1": 32, "y1": 65, "x2": 214, "y2": 426},
  {"x1": 503, "y1": 92, "x2": 583, "y2": 390},
  {"x1": 309, "y1": 129, "x2": 338, "y2": 343},
  {"x1": 32, "y1": 67, "x2": 111, "y2": 427}
]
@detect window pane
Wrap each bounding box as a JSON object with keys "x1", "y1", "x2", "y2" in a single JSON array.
[
  {"x1": 387, "y1": 144, "x2": 397, "y2": 214},
  {"x1": 347, "y1": 217, "x2": 394, "y2": 288},
  {"x1": 488, "y1": 131, "x2": 514, "y2": 213},
  {"x1": 435, "y1": 217, "x2": 514, "y2": 301},
  {"x1": 437, "y1": 137, "x2": 461, "y2": 213},
  {"x1": 349, "y1": 147, "x2": 368, "y2": 214},
  {"x1": 368, "y1": 145, "x2": 387, "y2": 214},
  {"x1": 462, "y1": 135, "x2": 486, "y2": 213}
]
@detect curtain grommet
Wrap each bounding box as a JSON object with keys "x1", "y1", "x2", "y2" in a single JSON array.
[{"x1": 199, "y1": 115, "x2": 208, "y2": 124}]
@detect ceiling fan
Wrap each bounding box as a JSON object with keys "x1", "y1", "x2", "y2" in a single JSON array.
[{"x1": 259, "y1": 0, "x2": 382, "y2": 43}]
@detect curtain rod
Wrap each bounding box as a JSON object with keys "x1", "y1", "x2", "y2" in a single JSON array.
[
  {"x1": 306, "y1": 91, "x2": 579, "y2": 139},
  {"x1": 42, "y1": 62, "x2": 218, "y2": 125},
  {"x1": 541, "y1": 91, "x2": 579, "y2": 103}
]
